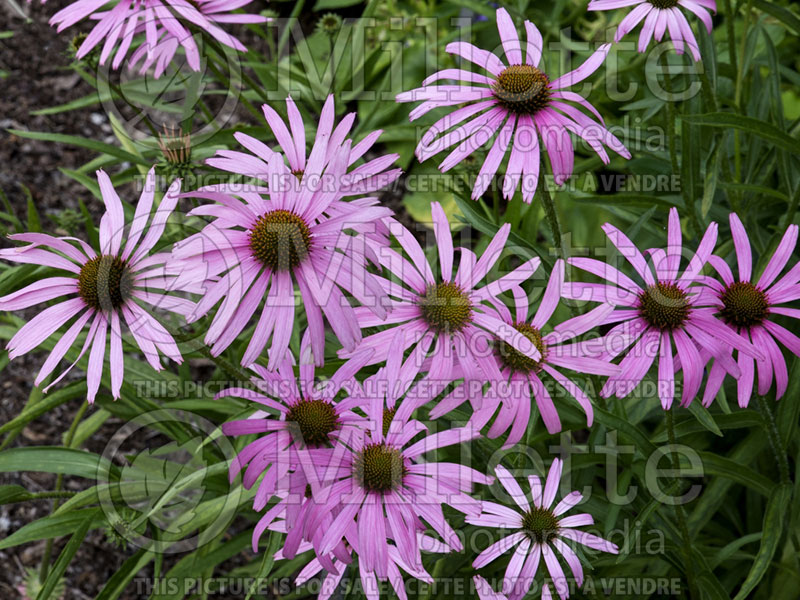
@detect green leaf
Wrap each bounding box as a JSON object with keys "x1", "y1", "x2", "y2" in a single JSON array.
[
  {"x1": 698, "y1": 452, "x2": 775, "y2": 497},
  {"x1": 719, "y1": 182, "x2": 789, "y2": 202},
  {"x1": 711, "y1": 532, "x2": 762, "y2": 569},
  {"x1": 6, "y1": 130, "x2": 150, "y2": 165},
  {"x1": 688, "y1": 435, "x2": 767, "y2": 535},
  {"x1": 30, "y1": 91, "x2": 110, "y2": 115},
  {"x1": 687, "y1": 402, "x2": 723, "y2": 437},
  {"x1": 753, "y1": 0, "x2": 800, "y2": 36},
  {"x1": 95, "y1": 548, "x2": 156, "y2": 600},
  {"x1": 0, "y1": 484, "x2": 32, "y2": 503},
  {"x1": 444, "y1": 0, "x2": 496, "y2": 18},
  {"x1": 59, "y1": 168, "x2": 102, "y2": 201},
  {"x1": 692, "y1": 547, "x2": 730, "y2": 600},
  {"x1": 651, "y1": 411, "x2": 763, "y2": 442},
  {"x1": 78, "y1": 197, "x2": 100, "y2": 248},
  {"x1": 679, "y1": 113, "x2": 800, "y2": 155},
  {"x1": 574, "y1": 193, "x2": 681, "y2": 209},
  {"x1": 25, "y1": 194, "x2": 41, "y2": 233},
  {"x1": 0, "y1": 508, "x2": 102, "y2": 549},
  {"x1": 246, "y1": 531, "x2": 283, "y2": 600},
  {"x1": 732, "y1": 483, "x2": 792, "y2": 599},
  {"x1": 36, "y1": 512, "x2": 94, "y2": 600},
  {"x1": 0, "y1": 381, "x2": 87, "y2": 436},
  {"x1": 701, "y1": 145, "x2": 720, "y2": 218},
  {"x1": 0, "y1": 446, "x2": 116, "y2": 480},
  {"x1": 157, "y1": 531, "x2": 251, "y2": 589},
  {"x1": 452, "y1": 195, "x2": 551, "y2": 267},
  {"x1": 778, "y1": 355, "x2": 800, "y2": 447},
  {"x1": 594, "y1": 406, "x2": 658, "y2": 456},
  {"x1": 69, "y1": 408, "x2": 110, "y2": 448},
  {"x1": 313, "y1": 0, "x2": 362, "y2": 8}
]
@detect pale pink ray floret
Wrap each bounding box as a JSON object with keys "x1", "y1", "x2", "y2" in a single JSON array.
[
  {"x1": 562, "y1": 207, "x2": 761, "y2": 408},
  {"x1": 172, "y1": 114, "x2": 393, "y2": 368},
  {"x1": 206, "y1": 94, "x2": 403, "y2": 198},
  {"x1": 589, "y1": 0, "x2": 716, "y2": 62},
  {"x1": 430, "y1": 259, "x2": 619, "y2": 448},
  {"x1": 468, "y1": 460, "x2": 619, "y2": 600},
  {"x1": 699, "y1": 212, "x2": 800, "y2": 407},
  {"x1": 340, "y1": 201, "x2": 544, "y2": 393},
  {"x1": 396, "y1": 7, "x2": 629, "y2": 203},
  {"x1": 50, "y1": 0, "x2": 268, "y2": 78},
  {"x1": 0, "y1": 168, "x2": 195, "y2": 402}
]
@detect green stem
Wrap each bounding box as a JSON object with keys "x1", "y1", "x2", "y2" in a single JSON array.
[
  {"x1": 661, "y1": 52, "x2": 702, "y2": 235},
  {"x1": 538, "y1": 170, "x2": 567, "y2": 264},
  {"x1": 106, "y1": 78, "x2": 159, "y2": 139},
  {"x1": 205, "y1": 36, "x2": 272, "y2": 107},
  {"x1": 328, "y1": 36, "x2": 336, "y2": 92},
  {"x1": 39, "y1": 400, "x2": 89, "y2": 584},
  {"x1": 722, "y1": 0, "x2": 738, "y2": 80},
  {"x1": 204, "y1": 51, "x2": 261, "y2": 121},
  {"x1": 660, "y1": 53, "x2": 680, "y2": 177},
  {"x1": 665, "y1": 407, "x2": 700, "y2": 600},
  {"x1": 781, "y1": 181, "x2": 800, "y2": 229},
  {"x1": 697, "y1": 66, "x2": 717, "y2": 112},
  {"x1": 697, "y1": 65, "x2": 740, "y2": 212},
  {"x1": 732, "y1": 0, "x2": 754, "y2": 209},
  {"x1": 756, "y1": 394, "x2": 791, "y2": 485},
  {"x1": 9, "y1": 491, "x2": 77, "y2": 503},
  {"x1": 277, "y1": 0, "x2": 306, "y2": 59}
]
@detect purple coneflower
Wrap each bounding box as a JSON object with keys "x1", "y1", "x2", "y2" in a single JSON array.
[
  {"x1": 50, "y1": 0, "x2": 267, "y2": 77},
  {"x1": 173, "y1": 136, "x2": 391, "y2": 368},
  {"x1": 588, "y1": 0, "x2": 715, "y2": 61},
  {"x1": 207, "y1": 94, "x2": 402, "y2": 197},
  {"x1": 467, "y1": 460, "x2": 619, "y2": 600},
  {"x1": 563, "y1": 207, "x2": 759, "y2": 408},
  {"x1": 431, "y1": 259, "x2": 618, "y2": 447},
  {"x1": 395, "y1": 7, "x2": 629, "y2": 202},
  {"x1": 278, "y1": 529, "x2": 449, "y2": 600},
  {"x1": 700, "y1": 213, "x2": 800, "y2": 406},
  {"x1": 220, "y1": 345, "x2": 373, "y2": 520},
  {"x1": 340, "y1": 201, "x2": 542, "y2": 386},
  {"x1": 303, "y1": 363, "x2": 491, "y2": 581},
  {"x1": 474, "y1": 575, "x2": 508, "y2": 600},
  {"x1": 0, "y1": 168, "x2": 189, "y2": 402}
]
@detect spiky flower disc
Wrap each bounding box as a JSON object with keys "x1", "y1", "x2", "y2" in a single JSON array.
[
  {"x1": 492, "y1": 65, "x2": 552, "y2": 114},
  {"x1": 249, "y1": 210, "x2": 313, "y2": 272},
  {"x1": 719, "y1": 281, "x2": 769, "y2": 328},
  {"x1": 78, "y1": 255, "x2": 134, "y2": 312}
]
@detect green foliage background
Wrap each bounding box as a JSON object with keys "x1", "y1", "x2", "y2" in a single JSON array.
[{"x1": 1, "y1": 0, "x2": 799, "y2": 598}]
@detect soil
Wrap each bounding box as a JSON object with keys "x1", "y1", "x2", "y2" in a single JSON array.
[{"x1": 1, "y1": 3, "x2": 124, "y2": 598}]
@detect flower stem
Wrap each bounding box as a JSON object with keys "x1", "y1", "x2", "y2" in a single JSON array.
[
  {"x1": 203, "y1": 48, "x2": 262, "y2": 121},
  {"x1": 659, "y1": 53, "x2": 679, "y2": 177},
  {"x1": 105, "y1": 78, "x2": 159, "y2": 139},
  {"x1": 722, "y1": 0, "x2": 738, "y2": 79},
  {"x1": 277, "y1": 0, "x2": 306, "y2": 58},
  {"x1": 9, "y1": 491, "x2": 77, "y2": 503},
  {"x1": 664, "y1": 407, "x2": 700, "y2": 600},
  {"x1": 756, "y1": 394, "x2": 791, "y2": 485},
  {"x1": 697, "y1": 66, "x2": 717, "y2": 112},
  {"x1": 782, "y1": 182, "x2": 800, "y2": 230},
  {"x1": 694, "y1": 35, "x2": 742, "y2": 213},
  {"x1": 539, "y1": 171, "x2": 567, "y2": 263},
  {"x1": 660, "y1": 52, "x2": 702, "y2": 236},
  {"x1": 328, "y1": 36, "x2": 336, "y2": 91}
]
